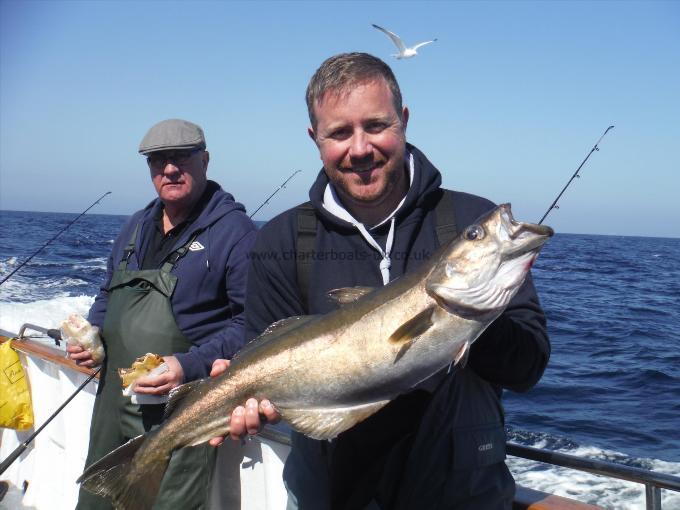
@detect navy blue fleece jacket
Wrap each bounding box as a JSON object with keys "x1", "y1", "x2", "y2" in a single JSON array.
[
  {"x1": 243, "y1": 144, "x2": 551, "y2": 509},
  {"x1": 245, "y1": 145, "x2": 549, "y2": 391},
  {"x1": 89, "y1": 180, "x2": 256, "y2": 382}
]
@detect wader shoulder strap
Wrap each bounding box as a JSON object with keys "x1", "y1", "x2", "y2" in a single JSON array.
[
  {"x1": 119, "y1": 223, "x2": 141, "y2": 270},
  {"x1": 161, "y1": 230, "x2": 203, "y2": 273},
  {"x1": 295, "y1": 202, "x2": 317, "y2": 311},
  {"x1": 434, "y1": 189, "x2": 457, "y2": 246}
]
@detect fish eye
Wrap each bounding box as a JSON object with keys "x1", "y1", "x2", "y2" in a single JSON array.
[{"x1": 464, "y1": 225, "x2": 485, "y2": 241}]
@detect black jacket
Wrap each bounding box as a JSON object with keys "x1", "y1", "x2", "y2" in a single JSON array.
[{"x1": 244, "y1": 145, "x2": 550, "y2": 509}]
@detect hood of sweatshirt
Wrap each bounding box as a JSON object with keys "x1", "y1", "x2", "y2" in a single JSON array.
[
  {"x1": 308, "y1": 143, "x2": 443, "y2": 231},
  {"x1": 141, "y1": 180, "x2": 245, "y2": 232},
  {"x1": 133, "y1": 180, "x2": 245, "y2": 253},
  {"x1": 306, "y1": 144, "x2": 444, "y2": 284}
]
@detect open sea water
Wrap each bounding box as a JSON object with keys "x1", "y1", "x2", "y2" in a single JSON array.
[{"x1": 0, "y1": 209, "x2": 678, "y2": 509}]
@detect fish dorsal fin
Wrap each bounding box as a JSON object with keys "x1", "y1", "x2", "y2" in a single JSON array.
[
  {"x1": 327, "y1": 286, "x2": 376, "y2": 305},
  {"x1": 233, "y1": 315, "x2": 318, "y2": 362},
  {"x1": 279, "y1": 400, "x2": 390, "y2": 440},
  {"x1": 262, "y1": 315, "x2": 316, "y2": 336},
  {"x1": 164, "y1": 379, "x2": 210, "y2": 419}
]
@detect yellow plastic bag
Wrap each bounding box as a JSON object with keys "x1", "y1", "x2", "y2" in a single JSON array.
[{"x1": 0, "y1": 340, "x2": 34, "y2": 430}]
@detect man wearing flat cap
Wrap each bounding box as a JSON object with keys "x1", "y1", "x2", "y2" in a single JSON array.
[{"x1": 68, "y1": 119, "x2": 257, "y2": 509}]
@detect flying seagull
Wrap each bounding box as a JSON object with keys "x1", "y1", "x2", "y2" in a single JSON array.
[{"x1": 372, "y1": 24, "x2": 437, "y2": 59}]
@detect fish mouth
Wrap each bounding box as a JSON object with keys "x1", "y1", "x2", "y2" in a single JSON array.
[
  {"x1": 426, "y1": 204, "x2": 553, "y2": 319},
  {"x1": 499, "y1": 204, "x2": 553, "y2": 257}
]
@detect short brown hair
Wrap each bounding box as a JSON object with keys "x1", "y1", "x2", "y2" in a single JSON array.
[{"x1": 306, "y1": 52, "x2": 403, "y2": 130}]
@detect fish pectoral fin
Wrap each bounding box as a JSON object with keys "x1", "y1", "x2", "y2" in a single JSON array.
[
  {"x1": 453, "y1": 340, "x2": 470, "y2": 367},
  {"x1": 327, "y1": 286, "x2": 376, "y2": 305},
  {"x1": 389, "y1": 307, "x2": 435, "y2": 345},
  {"x1": 280, "y1": 400, "x2": 390, "y2": 440}
]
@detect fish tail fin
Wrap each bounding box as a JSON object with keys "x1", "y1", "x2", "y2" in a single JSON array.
[{"x1": 77, "y1": 432, "x2": 170, "y2": 510}]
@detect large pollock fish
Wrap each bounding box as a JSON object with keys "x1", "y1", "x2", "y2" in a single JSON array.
[{"x1": 78, "y1": 204, "x2": 553, "y2": 509}]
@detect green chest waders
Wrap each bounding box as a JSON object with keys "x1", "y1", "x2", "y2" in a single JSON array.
[{"x1": 77, "y1": 226, "x2": 216, "y2": 510}]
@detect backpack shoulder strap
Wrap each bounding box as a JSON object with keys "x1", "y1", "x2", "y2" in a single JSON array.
[
  {"x1": 296, "y1": 202, "x2": 317, "y2": 311},
  {"x1": 434, "y1": 189, "x2": 458, "y2": 246},
  {"x1": 294, "y1": 191, "x2": 456, "y2": 307}
]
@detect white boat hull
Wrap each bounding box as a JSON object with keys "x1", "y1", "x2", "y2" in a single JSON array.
[{"x1": 1, "y1": 346, "x2": 291, "y2": 510}]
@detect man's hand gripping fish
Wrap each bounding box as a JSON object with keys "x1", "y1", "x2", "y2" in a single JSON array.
[{"x1": 77, "y1": 204, "x2": 553, "y2": 510}]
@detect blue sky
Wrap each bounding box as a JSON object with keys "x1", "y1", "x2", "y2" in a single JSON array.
[{"x1": 1, "y1": 1, "x2": 678, "y2": 237}]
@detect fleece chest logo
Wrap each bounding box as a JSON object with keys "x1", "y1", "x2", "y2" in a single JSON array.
[{"x1": 188, "y1": 241, "x2": 205, "y2": 252}]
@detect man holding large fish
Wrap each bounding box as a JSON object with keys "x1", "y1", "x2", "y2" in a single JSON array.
[
  {"x1": 220, "y1": 52, "x2": 552, "y2": 509},
  {"x1": 77, "y1": 54, "x2": 552, "y2": 510}
]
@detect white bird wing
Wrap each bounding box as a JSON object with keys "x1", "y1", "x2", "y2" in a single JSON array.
[
  {"x1": 412, "y1": 39, "x2": 437, "y2": 51},
  {"x1": 372, "y1": 24, "x2": 407, "y2": 53}
]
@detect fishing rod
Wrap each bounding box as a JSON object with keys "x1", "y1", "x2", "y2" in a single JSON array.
[
  {"x1": 0, "y1": 192, "x2": 111, "y2": 472},
  {"x1": 0, "y1": 191, "x2": 112, "y2": 286},
  {"x1": 249, "y1": 170, "x2": 301, "y2": 219},
  {"x1": 0, "y1": 354, "x2": 101, "y2": 476},
  {"x1": 538, "y1": 126, "x2": 614, "y2": 225}
]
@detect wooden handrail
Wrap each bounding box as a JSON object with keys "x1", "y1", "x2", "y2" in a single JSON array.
[{"x1": 0, "y1": 335, "x2": 100, "y2": 379}]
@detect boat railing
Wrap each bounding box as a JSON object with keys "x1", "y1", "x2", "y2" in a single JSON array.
[
  {"x1": 3, "y1": 329, "x2": 679, "y2": 509},
  {"x1": 1, "y1": 330, "x2": 99, "y2": 378},
  {"x1": 506, "y1": 442, "x2": 680, "y2": 510},
  {"x1": 16, "y1": 323, "x2": 62, "y2": 346},
  {"x1": 257, "y1": 430, "x2": 680, "y2": 510}
]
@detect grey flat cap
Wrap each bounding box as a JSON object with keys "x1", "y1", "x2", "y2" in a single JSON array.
[{"x1": 138, "y1": 119, "x2": 206, "y2": 155}]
